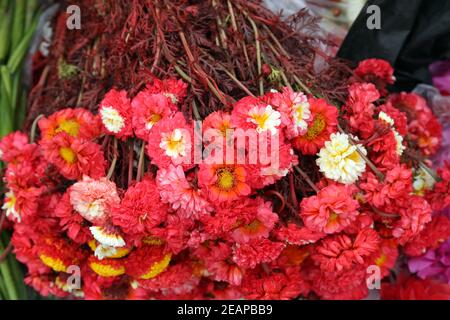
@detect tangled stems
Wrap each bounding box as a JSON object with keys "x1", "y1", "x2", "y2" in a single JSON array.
[{"x1": 294, "y1": 165, "x2": 319, "y2": 193}]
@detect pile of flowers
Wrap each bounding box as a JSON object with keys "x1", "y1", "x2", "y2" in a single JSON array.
[{"x1": 1, "y1": 59, "x2": 450, "y2": 300}]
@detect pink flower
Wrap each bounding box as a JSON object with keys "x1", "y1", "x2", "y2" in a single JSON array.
[
  {"x1": 69, "y1": 176, "x2": 121, "y2": 225},
  {"x1": 146, "y1": 112, "x2": 193, "y2": 169},
  {"x1": 300, "y1": 184, "x2": 360, "y2": 234},
  {"x1": 232, "y1": 238, "x2": 285, "y2": 269},
  {"x1": 156, "y1": 164, "x2": 212, "y2": 218},
  {"x1": 131, "y1": 91, "x2": 177, "y2": 140}
]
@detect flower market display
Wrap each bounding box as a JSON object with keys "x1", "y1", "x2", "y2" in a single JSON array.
[{"x1": 1, "y1": 0, "x2": 450, "y2": 300}]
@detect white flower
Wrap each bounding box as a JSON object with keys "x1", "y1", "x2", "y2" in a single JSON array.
[
  {"x1": 160, "y1": 128, "x2": 188, "y2": 158},
  {"x1": 378, "y1": 111, "x2": 395, "y2": 126},
  {"x1": 413, "y1": 167, "x2": 436, "y2": 195},
  {"x1": 94, "y1": 244, "x2": 118, "y2": 260},
  {"x1": 100, "y1": 106, "x2": 125, "y2": 133},
  {"x1": 2, "y1": 191, "x2": 21, "y2": 222},
  {"x1": 89, "y1": 226, "x2": 125, "y2": 247},
  {"x1": 393, "y1": 129, "x2": 406, "y2": 156},
  {"x1": 378, "y1": 111, "x2": 405, "y2": 156},
  {"x1": 247, "y1": 105, "x2": 281, "y2": 135},
  {"x1": 316, "y1": 132, "x2": 367, "y2": 184}
]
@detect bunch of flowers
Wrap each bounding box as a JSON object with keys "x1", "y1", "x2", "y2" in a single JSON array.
[{"x1": 1, "y1": 58, "x2": 450, "y2": 300}]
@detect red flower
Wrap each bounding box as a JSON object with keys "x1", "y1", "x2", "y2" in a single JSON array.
[
  {"x1": 393, "y1": 196, "x2": 432, "y2": 245},
  {"x1": 232, "y1": 238, "x2": 285, "y2": 269},
  {"x1": 274, "y1": 223, "x2": 326, "y2": 245},
  {"x1": 343, "y1": 83, "x2": 379, "y2": 139},
  {"x1": 312, "y1": 228, "x2": 380, "y2": 272},
  {"x1": 300, "y1": 184, "x2": 360, "y2": 234},
  {"x1": 145, "y1": 78, "x2": 188, "y2": 105},
  {"x1": 372, "y1": 239, "x2": 399, "y2": 278},
  {"x1": 354, "y1": 59, "x2": 395, "y2": 95},
  {"x1": 111, "y1": 176, "x2": 168, "y2": 239},
  {"x1": 426, "y1": 162, "x2": 450, "y2": 211},
  {"x1": 99, "y1": 89, "x2": 133, "y2": 139},
  {"x1": 360, "y1": 164, "x2": 412, "y2": 210},
  {"x1": 41, "y1": 133, "x2": 106, "y2": 180},
  {"x1": 293, "y1": 98, "x2": 338, "y2": 154},
  {"x1": 381, "y1": 274, "x2": 450, "y2": 300},
  {"x1": 131, "y1": 91, "x2": 177, "y2": 140},
  {"x1": 0, "y1": 131, "x2": 33, "y2": 163},
  {"x1": 125, "y1": 245, "x2": 171, "y2": 279},
  {"x1": 38, "y1": 108, "x2": 101, "y2": 141},
  {"x1": 379, "y1": 102, "x2": 408, "y2": 136},
  {"x1": 404, "y1": 215, "x2": 450, "y2": 257}
]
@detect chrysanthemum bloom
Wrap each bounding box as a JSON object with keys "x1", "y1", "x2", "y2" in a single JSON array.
[
  {"x1": 269, "y1": 87, "x2": 311, "y2": 139},
  {"x1": 241, "y1": 267, "x2": 310, "y2": 300},
  {"x1": 316, "y1": 132, "x2": 367, "y2": 185},
  {"x1": 312, "y1": 228, "x2": 380, "y2": 272},
  {"x1": 426, "y1": 162, "x2": 450, "y2": 211},
  {"x1": 389, "y1": 92, "x2": 442, "y2": 156},
  {"x1": 245, "y1": 137, "x2": 298, "y2": 189},
  {"x1": 88, "y1": 256, "x2": 126, "y2": 277},
  {"x1": 41, "y1": 133, "x2": 106, "y2": 180},
  {"x1": 232, "y1": 238, "x2": 285, "y2": 269},
  {"x1": 156, "y1": 164, "x2": 212, "y2": 219},
  {"x1": 342, "y1": 83, "x2": 379, "y2": 139},
  {"x1": 88, "y1": 240, "x2": 131, "y2": 260},
  {"x1": 366, "y1": 127, "x2": 401, "y2": 170},
  {"x1": 231, "y1": 96, "x2": 281, "y2": 135},
  {"x1": 2, "y1": 185, "x2": 44, "y2": 223},
  {"x1": 197, "y1": 162, "x2": 251, "y2": 202},
  {"x1": 2, "y1": 190, "x2": 22, "y2": 222},
  {"x1": 274, "y1": 223, "x2": 326, "y2": 245},
  {"x1": 302, "y1": 260, "x2": 370, "y2": 300},
  {"x1": 203, "y1": 111, "x2": 234, "y2": 138},
  {"x1": 393, "y1": 196, "x2": 432, "y2": 245},
  {"x1": 146, "y1": 112, "x2": 193, "y2": 169},
  {"x1": 404, "y1": 215, "x2": 450, "y2": 257},
  {"x1": 99, "y1": 89, "x2": 133, "y2": 139},
  {"x1": 55, "y1": 192, "x2": 91, "y2": 244},
  {"x1": 138, "y1": 263, "x2": 200, "y2": 296},
  {"x1": 111, "y1": 176, "x2": 168, "y2": 238},
  {"x1": 360, "y1": 164, "x2": 413, "y2": 210},
  {"x1": 194, "y1": 242, "x2": 244, "y2": 285},
  {"x1": 0, "y1": 131, "x2": 33, "y2": 163},
  {"x1": 37, "y1": 236, "x2": 86, "y2": 273},
  {"x1": 379, "y1": 102, "x2": 408, "y2": 136},
  {"x1": 354, "y1": 59, "x2": 395, "y2": 95},
  {"x1": 381, "y1": 274, "x2": 450, "y2": 300},
  {"x1": 69, "y1": 176, "x2": 120, "y2": 225},
  {"x1": 300, "y1": 184, "x2": 360, "y2": 234},
  {"x1": 90, "y1": 225, "x2": 126, "y2": 248},
  {"x1": 293, "y1": 98, "x2": 338, "y2": 155},
  {"x1": 131, "y1": 91, "x2": 178, "y2": 140},
  {"x1": 145, "y1": 78, "x2": 188, "y2": 105},
  {"x1": 125, "y1": 245, "x2": 171, "y2": 280},
  {"x1": 378, "y1": 112, "x2": 406, "y2": 156},
  {"x1": 232, "y1": 197, "x2": 278, "y2": 243},
  {"x1": 38, "y1": 108, "x2": 102, "y2": 141}
]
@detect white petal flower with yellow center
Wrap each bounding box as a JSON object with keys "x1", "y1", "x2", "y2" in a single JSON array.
[
  {"x1": 100, "y1": 106, "x2": 125, "y2": 133},
  {"x1": 247, "y1": 105, "x2": 281, "y2": 135},
  {"x1": 316, "y1": 132, "x2": 367, "y2": 184},
  {"x1": 90, "y1": 226, "x2": 125, "y2": 247},
  {"x1": 1, "y1": 191, "x2": 21, "y2": 222},
  {"x1": 160, "y1": 128, "x2": 187, "y2": 158},
  {"x1": 413, "y1": 167, "x2": 436, "y2": 195}
]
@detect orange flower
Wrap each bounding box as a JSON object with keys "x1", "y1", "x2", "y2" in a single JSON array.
[{"x1": 198, "y1": 163, "x2": 251, "y2": 202}]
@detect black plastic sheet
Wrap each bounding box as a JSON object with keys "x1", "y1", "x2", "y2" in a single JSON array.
[{"x1": 337, "y1": 0, "x2": 450, "y2": 92}]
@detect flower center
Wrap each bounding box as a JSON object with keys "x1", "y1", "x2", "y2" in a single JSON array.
[
  {"x1": 242, "y1": 219, "x2": 263, "y2": 234},
  {"x1": 59, "y1": 147, "x2": 77, "y2": 164},
  {"x1": 375, "y1": 253, "x2": 387, "y2": 266},
  {"x1": 146, "y1": 113, "x2": 162, "y2": 129},
  {"x1": 305, "y1": 114, "x2": 326, "y2": 140},
  {"x1": 56, "y1": 119, "x2": 80, "y2": 137},
  {"x1": 248, "y1": 105, "x2": 281, "y2": 134},
  {"x1": 40, "y1": 254, "x2": 68, "y2": 272},
  {"x1": 140, "y1": 254, "x2": 172, "y2": 279},
  {"x1": 216, "y1": 168, "x2": 235, "y2": 191},
  {"x1": 160, "y1": 128, "x2": 187, "y2": 158}
]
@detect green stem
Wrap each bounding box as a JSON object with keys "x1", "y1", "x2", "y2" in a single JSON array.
[{"x1": 0, "y1": 237, "x2": 19, "y2": 300}]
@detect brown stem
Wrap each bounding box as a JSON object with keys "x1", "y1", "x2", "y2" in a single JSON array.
[
  {"x1": 371, "y1": 205, "x2": 400, "y2": 219},
  {"x1": 128, "y1": 141, "x2": 134, "y2": 186},
  {"x1": 246, "y1": 13, "x2": 264, "y2": 95},
  {"x1": 106, "y1": 138, "x2": 118, "y2": 180},
  {"x1": 289, "y1": 173, "x2": 298, "y2": 207},
  {"x1": 294, "y1": 165, "x2": 319, "y2": 193},
  {"x1": 265, "y1": 190, "x2": 286, "y2": 213}
]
